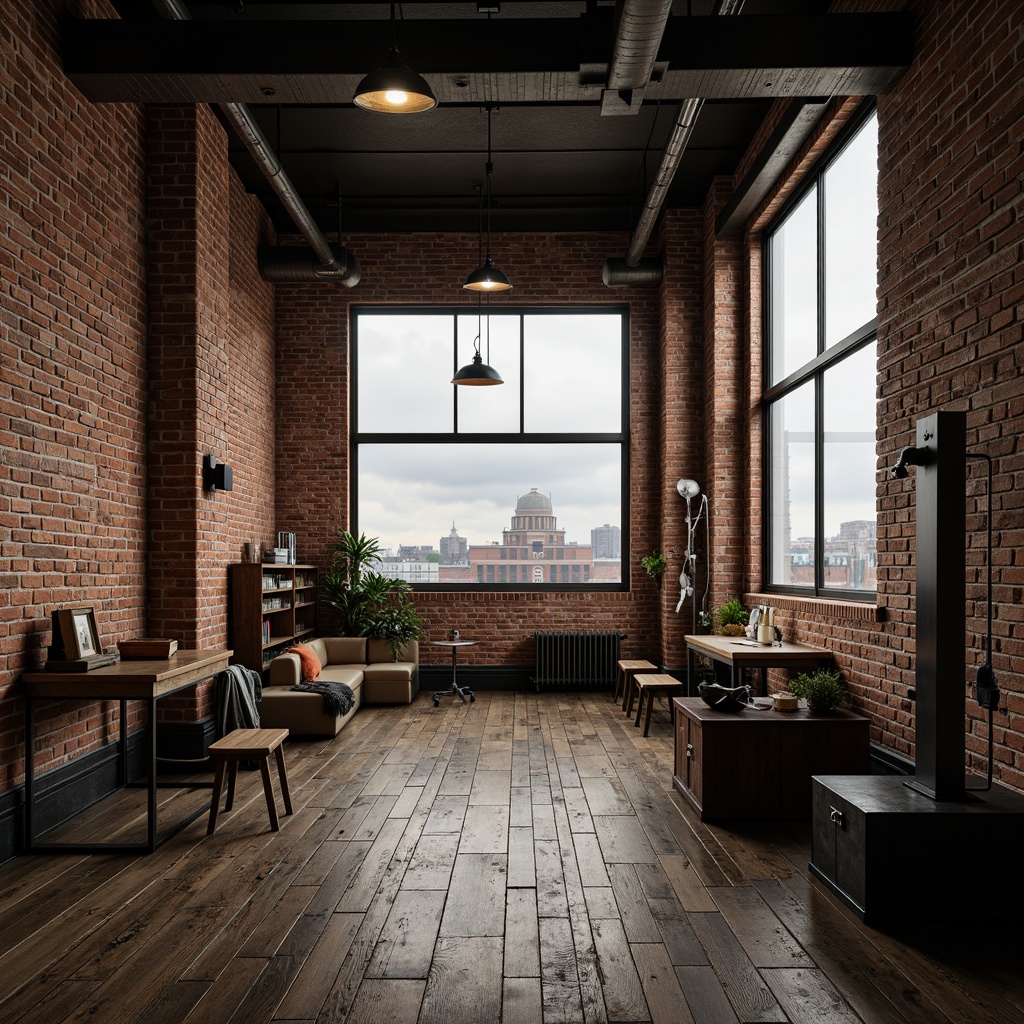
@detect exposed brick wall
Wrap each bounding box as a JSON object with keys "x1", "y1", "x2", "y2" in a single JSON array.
[
  {"x1": 872, "y1": 0, "x2": 1024, "y2": 788},
  {"x1": 0, "y1": 2, "x2": 278, "y2": 781},
  {"x1": 273, "y1": 232, "x2": 671, "y2": 670},
  {"x1": 0, "y1": 0, "x2": 149, "y2": 787}
]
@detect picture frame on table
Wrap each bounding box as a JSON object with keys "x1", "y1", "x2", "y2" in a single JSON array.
[{"x1": 56, "y1": 607, "x2": 102, "y2": 660}]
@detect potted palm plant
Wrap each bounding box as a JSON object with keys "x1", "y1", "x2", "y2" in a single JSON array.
[{"x1": 321, "y1": 530, "x2": 424, "y2": 657}]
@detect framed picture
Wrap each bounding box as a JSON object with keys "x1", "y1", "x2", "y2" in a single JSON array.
[{"x1": 56, "y1": 607, "x2": 102, "y2": 660}]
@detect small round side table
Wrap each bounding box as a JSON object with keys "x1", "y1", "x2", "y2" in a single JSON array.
[{"x1": 431, "y1": 639, "x2": 478, "y2": 706}]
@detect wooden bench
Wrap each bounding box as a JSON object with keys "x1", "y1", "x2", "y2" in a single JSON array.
[
  {"x1": 615, "y1": 659, "x2": 658, "y2": 711},
  {"x1": 632, "y1": 673, "x2": 685, "y2": 737},
  {"x1": 207, "y1": 728, "x2": 293, "y2": 835}
]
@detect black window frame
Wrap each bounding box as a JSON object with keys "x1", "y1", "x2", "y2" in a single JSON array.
[
  {"x1": 762, "y1": 103, "x2": 878, "y2": 602},
  {"x1": 351, "y1": 304, "x2": 631, "y2": 593}
]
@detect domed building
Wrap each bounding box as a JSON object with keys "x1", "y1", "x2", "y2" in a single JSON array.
[{"x1": 466, "y1": 489, "x2": 594, "y2": 584}]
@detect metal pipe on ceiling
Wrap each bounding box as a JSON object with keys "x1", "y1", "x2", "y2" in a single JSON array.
[
  {"x1": 152, "y1": 0, "x2": 360, "y2": 286},
  {"x1": 605, "y1": 0, "x2": 746, "y2": 286},
  {"x1": 603, "y1": 0, "x2": 674, "y2": 114}
]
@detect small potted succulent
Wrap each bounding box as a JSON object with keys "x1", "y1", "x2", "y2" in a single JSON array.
[
  {"x1": 788, "y1": 668, "x2": 847, "y2": 713},
  {"x1": 716, "y1": 598, "x2": 749, "y2": 637}
]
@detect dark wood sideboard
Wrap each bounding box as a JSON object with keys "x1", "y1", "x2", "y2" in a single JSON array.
[{"x1": 673, "y1": 696, "x2": 870, "y2": 820}]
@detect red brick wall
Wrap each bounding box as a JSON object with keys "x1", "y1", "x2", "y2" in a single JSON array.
[
  {"x1": 0, "y1": 1, "x2": 278, "y2": 782},
  {"x1": 873, "y1": 0, "x2": 1024, "y2": 787},
  {"x1": 273, "y1": 233, "x2": 671, "y2": 670},
  {"x1": 0, "y1": 0, "x2": 150, "y2": 788}
]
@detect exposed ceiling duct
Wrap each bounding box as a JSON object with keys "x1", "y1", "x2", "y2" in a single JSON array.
[
  {"x1": 604, "y1": 0, "x2": 745, "y2": 286},
  {"x1": 153, "y1": 0, "x2": 360, "y2": 287},
  {"x1": 601, "y1": 0, "x2": 674, "y2": 116}
]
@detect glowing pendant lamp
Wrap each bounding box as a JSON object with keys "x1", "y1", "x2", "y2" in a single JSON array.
[
  {"x1": 464, "y1": 106, "x2": 512, "y2": 291},
  {"x1": 354, "y1": 4, "x2": 437, "y2": 114}
]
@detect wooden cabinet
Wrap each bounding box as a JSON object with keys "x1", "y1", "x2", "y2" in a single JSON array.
[
  {"x1": 672, "y1": 697, "x2": 870, "y2": 820},
  {"x1": 229, "y1": 563, "x2": 318, "y2": 674}
]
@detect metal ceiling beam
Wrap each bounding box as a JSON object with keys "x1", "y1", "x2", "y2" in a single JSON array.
[{"x1": 63, "y1": 13, "x2": 913, "y2": 104}]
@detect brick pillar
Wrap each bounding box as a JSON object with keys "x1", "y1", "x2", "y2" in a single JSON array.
[
  {"x1": 703, "y1": 178, "x2": 747, "y2": 610},
  {"x1": 658, "y1": 209, "x2": 705, "y2": 668},
  {"x1": 145, "y1": 105, "x2": 231, "y2": 646}
]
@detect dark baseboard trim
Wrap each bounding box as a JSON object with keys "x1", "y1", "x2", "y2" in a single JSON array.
[{"x1": 869, "y1": 743, "x2": 914, "y2": 776}]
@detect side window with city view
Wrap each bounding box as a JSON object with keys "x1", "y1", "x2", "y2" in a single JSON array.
[
  {"x1": 764, "y1": 107, "x2": 878, "y2": 598},
  {"x1": 352, "y1": 307, "x2": 628, "y2": 589}
]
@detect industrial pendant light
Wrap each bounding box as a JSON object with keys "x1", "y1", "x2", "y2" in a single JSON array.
[
  {"x1": 464, "y1": 106, "x2": 512, "y2": 291},
  {"x1": 453, "y1": 295, "x2": 503, "y2": 386},
  {"x1": 353, "y1": 3, "x2": 437, "y2": 114}
]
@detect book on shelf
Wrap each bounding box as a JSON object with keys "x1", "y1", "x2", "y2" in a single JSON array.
[{"x1": 118, "y1": 638, "x2": 178, "y2": 659}]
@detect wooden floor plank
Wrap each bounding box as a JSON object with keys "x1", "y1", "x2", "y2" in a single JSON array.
[
  {"x1": 344, "y1": 978, "x2": 427, "y2": 1024},
  {"x1": 630, "y1": 941, "x2": 696, "y2": 1024},
  {"x1": 366, "y1": 889, "x2": 446, "y2": 979},
  {"x1": 504, "y1": 886, "x2": 541, "y2": 978},
  {"x1": 591, "y1": 917, "x2": 651, "y2": 1022},
  {"x1": 438, "y1": 853, "x2": 507, "y2": 937},
  {"x1": 419, "y1": 936, "x2": 503, "y2": 1024}
]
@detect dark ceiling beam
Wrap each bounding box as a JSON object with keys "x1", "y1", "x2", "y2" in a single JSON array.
[
  {"x1": 64, "y1": 13, "x2": 912, "y2": 104},
  {"x1": 715, "y1": 98, "x2": 830, "y2": 236}
]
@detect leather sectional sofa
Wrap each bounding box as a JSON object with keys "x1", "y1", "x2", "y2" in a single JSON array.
[{"x1": 261, "y1": 636, "x2": 419, "y2": 737}]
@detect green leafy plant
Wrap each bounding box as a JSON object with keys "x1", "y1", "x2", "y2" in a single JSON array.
[
  {"x1": 320, "y1": 531, "x2": 424, "y2": 655},
  {"x1": 788, "y1": 668, "x2": 847, "y2": 713},
  {"x1": 640, "y1": 550, "x2": 667, "y2": 580},
  {"x1": 716, "y1": 599, "x2": 749, "y2": 634},
  {"x1": 364, "y1": 587, "x2": 424, "y2": 661}
]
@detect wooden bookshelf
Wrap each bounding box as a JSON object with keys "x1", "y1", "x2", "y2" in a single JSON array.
[{"x1": 229, "y1": 563, "x2": 318, "y2": 674}]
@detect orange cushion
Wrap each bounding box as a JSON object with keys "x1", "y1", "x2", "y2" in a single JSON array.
[{"x1": 287, "y1": 643, "x2": 322, "y2": 682}]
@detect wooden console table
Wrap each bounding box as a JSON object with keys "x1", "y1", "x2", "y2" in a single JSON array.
[
  {"x1": 22, "y1": 648, "x2": 231, "y2": 853},
  {"x1": 673, "y1": 696, "x2": 869, "y2": 820},
  {"x1": 685, "y1": 633, "x2": 832, "y2": 696}
]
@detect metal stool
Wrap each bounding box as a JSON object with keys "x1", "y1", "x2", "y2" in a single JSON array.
[{"x1": 207, "y1": 728, "x2": 293, "y2": 834}]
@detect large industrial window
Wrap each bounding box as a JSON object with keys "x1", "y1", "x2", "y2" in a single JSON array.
[
  {"x1": 764, "y1": 108, "x2": 878, "y2": 598},
  {"x1": 352, "y1": 306, "x2": 628, "y2": 589}
]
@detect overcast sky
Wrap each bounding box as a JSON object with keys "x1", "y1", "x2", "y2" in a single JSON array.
[{"x1": 359, "y1": 442, "x2": 622, "y2": 551}]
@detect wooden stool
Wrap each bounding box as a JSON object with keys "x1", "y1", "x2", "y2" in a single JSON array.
[
  {"x1": 207, "y1": 728, "x2": 293, "y2": 835},
  {"x1": 616, "y1": 659, "x2": 658, "y2": 712},
  {"x1": 633, "y1": 674, "x2": 685, "y2": 737}
]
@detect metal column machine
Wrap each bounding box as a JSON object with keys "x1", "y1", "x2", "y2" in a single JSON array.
[{"x1": 809, "y1": 410, "x2": 1024, "y2": 925}]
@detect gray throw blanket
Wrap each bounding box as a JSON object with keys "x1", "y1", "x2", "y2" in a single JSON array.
[
  {"x1": 291, "y1": 680, "x2": 355, "y2": 717},
  {"x1": 215, "y1": 664, "x2": 262, "y2": 736}
]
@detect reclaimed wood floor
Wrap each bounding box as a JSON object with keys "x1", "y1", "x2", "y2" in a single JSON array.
[{"x1": 1, "y1": 690, "x2": 1021, "y2": 1024}]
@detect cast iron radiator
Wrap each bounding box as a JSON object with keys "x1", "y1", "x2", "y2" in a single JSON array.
[{"x1": 532, "y1": 631, "x2": 624, "y2": 691}]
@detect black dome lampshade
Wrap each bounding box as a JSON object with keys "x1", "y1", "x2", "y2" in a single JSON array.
[
  {"x1": 353, "y1": 49, "x2": 437, "y2": 114},
  {"x1": 353, "y1": 4, "x2": 437, "y2": 114},
  {"x1": 451, "y1": 350, "x2": 503, "y2": 386},
  {"x1": 463, "y1": 254, "x2": 512, "y2": 292}
]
